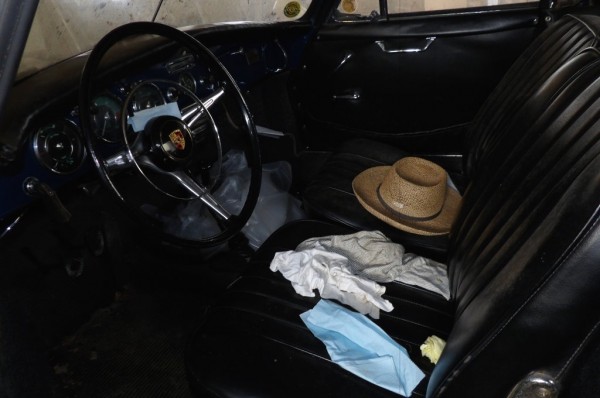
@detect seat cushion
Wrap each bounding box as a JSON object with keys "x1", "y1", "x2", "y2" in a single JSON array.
[{"x1": 186, "y1": 221, "x2": 454, "y2": 398}]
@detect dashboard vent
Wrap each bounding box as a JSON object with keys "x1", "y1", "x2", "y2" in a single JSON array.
[{"x1": 166, "y1": 53, "x2": 195, "y2": 74}]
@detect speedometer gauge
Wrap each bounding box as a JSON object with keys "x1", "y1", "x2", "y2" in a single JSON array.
[
  {"x1": 33, "y1": 121, "x2": 85, "y2": 174},
  {"x1": 91, "y1": 95, "x2": 122, "y2": 143},
  {"x1": 131, "y1": 83, "x2": 165, "y2": 112}
]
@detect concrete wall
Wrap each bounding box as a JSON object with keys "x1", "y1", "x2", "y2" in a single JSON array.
[{"x1": 19, "y1": 0, "x2": 311, "y2": 77}]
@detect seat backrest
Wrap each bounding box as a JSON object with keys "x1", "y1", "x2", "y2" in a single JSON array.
[
  {"x1": 465, "y1": 13, "x2": 600, "y2": 175},
  {"x1": 427, "y1": 23, "x2": 600, "y2": 397}
]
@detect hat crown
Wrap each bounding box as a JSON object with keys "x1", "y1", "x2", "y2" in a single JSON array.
[{"x1": 378, "y1": 157, "x2": 447, "y2": 220}]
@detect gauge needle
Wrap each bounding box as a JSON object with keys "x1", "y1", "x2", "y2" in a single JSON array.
[{"x1": 101, "y1": 115, "x2": 109, "y2": 138}]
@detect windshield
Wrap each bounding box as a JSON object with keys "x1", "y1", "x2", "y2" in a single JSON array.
[{"x1": 18, "y1": 0, "x2": 312, "y2": 79}]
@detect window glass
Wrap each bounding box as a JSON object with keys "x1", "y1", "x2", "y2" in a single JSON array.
[
  {"x1": 388, "y1": 0, "x2": 538, "y2": 13},
  {"x1": 19, "y1": 0, "x2": 312, "y2": 79},
  {"x1": 335, "y1": 0, "x2": 538, "y2": 19}
]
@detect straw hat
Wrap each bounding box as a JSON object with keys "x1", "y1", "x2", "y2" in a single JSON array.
[{"x1": 352, "y1": 157, "x2": 461, "y2": 236}]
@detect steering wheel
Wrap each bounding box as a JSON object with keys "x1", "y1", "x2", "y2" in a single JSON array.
[{"x1": 79, "y1": 22, "x2": 261, "y2": 248}]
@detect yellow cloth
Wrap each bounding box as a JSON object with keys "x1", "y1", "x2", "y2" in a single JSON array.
[{"x1": 420, "y1": 335, "x2": 446, "y2": 364}]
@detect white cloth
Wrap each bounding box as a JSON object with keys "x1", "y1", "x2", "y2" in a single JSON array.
[
  {"x1": 270, "y1": 249, "x2": 393, "y2": 319},
  {"x1": 297, "y1": 231, "x2": 450, "y2": 300}
]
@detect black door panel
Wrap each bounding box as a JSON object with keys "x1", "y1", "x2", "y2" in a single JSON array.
[{"x1": 296, "y1": 8, "x2": 542, "y2": 152}]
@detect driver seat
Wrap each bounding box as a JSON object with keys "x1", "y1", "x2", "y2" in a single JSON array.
[{"x1": 184, "y1": 29, "x2": 600, "y2": 398}]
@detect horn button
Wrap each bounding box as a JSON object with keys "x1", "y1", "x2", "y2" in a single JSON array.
[{"x1": 147, "y1": 116, "x2": 194, "y2": 169}]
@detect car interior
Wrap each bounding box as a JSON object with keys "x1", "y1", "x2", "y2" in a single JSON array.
[{"x1": 2, "y1": 0, "x2": 600, "y2": 397}]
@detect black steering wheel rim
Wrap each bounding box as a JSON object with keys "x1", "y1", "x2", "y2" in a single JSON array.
[{"x1": 79, "y1": 21, "x2": 262, "y2": 248}]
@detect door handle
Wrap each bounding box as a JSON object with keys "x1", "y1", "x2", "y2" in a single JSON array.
[{"x1": 375, "y1": 37, "x2": 436, "y2": 53}]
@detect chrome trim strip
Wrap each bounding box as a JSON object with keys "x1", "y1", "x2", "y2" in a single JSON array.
[{"x1": 376, "y1": 37, "x2": 436, "y2": 53}]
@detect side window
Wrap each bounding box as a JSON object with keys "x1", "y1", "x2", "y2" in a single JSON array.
[{"x1": 335, "y1": 0, "x2": 538, "y2": 20}]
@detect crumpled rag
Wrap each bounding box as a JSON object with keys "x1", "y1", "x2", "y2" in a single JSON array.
[
  {"x1": 297, "y1": 230, "x2": 450, "y2": 299},
  {"x1": 420, "y1": 335, "x2": 446, "y2": 365},
  {"x1": 270, "y1": 248, "x2": 393, "y2": 318},
  {"x1": 301, "y1": 299, "x2": 425, "y2": 396}
]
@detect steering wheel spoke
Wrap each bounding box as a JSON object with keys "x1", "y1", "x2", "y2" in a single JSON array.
[
  {"x1": 103, "y1": 133, "x2": 145, "y2": 172},
  {"x1": 103, "y1": 151, "x2": 135, "y2": 172},
  {"x1": 134, "y1": 156, "x2": 232, "y2": 221},
  {"x1": 169, "y1": 169, "x2": 232, "y2": 221},
  {"x1": 182, "y1": 87, "x2": 225, "y2": 130}
]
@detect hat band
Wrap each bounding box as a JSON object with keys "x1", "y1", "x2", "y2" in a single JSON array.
[{"x1": 376, "y1": 184, "x2": 442, "y2": 222}]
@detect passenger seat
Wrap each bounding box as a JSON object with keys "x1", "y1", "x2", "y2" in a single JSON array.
[{"x1": 302, "y1": 14, "x2": 600, "y2": 257}]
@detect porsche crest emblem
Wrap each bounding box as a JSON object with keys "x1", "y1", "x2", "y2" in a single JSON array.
[{"x1": 169, "y1": 129, "x2": 186, "y2": 151}]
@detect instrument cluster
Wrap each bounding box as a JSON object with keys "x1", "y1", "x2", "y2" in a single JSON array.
[{"x1": 31, "y1": 55, "x2": 211, "y2": 175}]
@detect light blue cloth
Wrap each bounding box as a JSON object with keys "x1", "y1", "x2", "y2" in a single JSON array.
[
  {"x1": 300, "y1": 299, "x2": 425, "y2": 397},
  {"x1": 128, "y1": 102, "x2": 181, "y2": 132}
]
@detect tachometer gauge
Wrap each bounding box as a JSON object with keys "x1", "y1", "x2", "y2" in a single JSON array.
[
  {"x1": 178, "y1": 72, "x2": 196, "y2": 93},
  {"x1": 33, "y1": 121, "x2": 85, "y2": 174},
  {"x1": 91, "y1": 95, "x2": 122, "y2": 143},
  {"x1": 131, "y1": 83, "x2": 165, "y2": 112}
]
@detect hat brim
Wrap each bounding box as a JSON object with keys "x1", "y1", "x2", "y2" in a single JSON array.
[{"x1": 352, "y1": 166, "x2": 461, "y2": 236}]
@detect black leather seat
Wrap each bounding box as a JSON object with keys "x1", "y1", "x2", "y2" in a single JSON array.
[
  {"x1": 186, "y1": 13, "x2": 600, "y2": 398},
  {"x1": 186, "y1": 220, "x2": 454, "y2": 397},
  {"x1": 302, "y1": 14, "x2": 600, "y2": 257}
]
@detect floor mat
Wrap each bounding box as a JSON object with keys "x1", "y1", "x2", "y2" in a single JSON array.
[{"x1": 50, "y1": 284, "x2": 206, "y2": 398}]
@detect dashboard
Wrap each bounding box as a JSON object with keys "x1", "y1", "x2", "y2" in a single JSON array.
[{"x1": 0, "y1": 23, "x2": 310, "y2": 227}]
